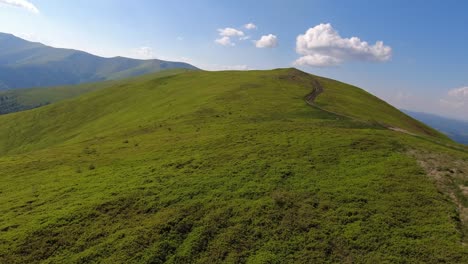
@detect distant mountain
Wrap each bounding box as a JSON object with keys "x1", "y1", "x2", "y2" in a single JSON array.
[
  {"x1": 0, "y1": 33, "x2": 198, "y2": 89},
  {"x1": 403, "y1": 110, "x2": 468, "y2": 144}
]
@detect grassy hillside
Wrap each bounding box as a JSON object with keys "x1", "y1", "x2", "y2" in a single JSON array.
[
  {"x1": 0, "y1": 33, "x2": 198, "y2": 90},
  {"x1": 311, "y1": 76, "x2": 447, "y2": 139},
  {"x1": 0, "y1": 69, "x2": 193, "y2": 115},
  {"x1": 0, "y1": 69, "x2": 467, "y2": 263}
]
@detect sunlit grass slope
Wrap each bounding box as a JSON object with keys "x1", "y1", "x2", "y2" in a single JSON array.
[
  {"x1": 312, "y1": 75, "x2": 448, "y2": 139},
  {"x1": 0, "y1": 68, "x2": 466, "y2": 263},
  {"x1": 0, "y1": 69, "x2": 192, "y2": 115}
]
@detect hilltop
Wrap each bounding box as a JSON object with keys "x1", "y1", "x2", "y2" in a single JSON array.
[
  {"x1": 0, "y1": 69, "x2": 467, "y2": 263},
  {"x1": 0, "y1": 33, "x2": 197, "y2": 90}
]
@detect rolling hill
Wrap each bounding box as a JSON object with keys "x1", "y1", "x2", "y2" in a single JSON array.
[
  {"x1": 0, "y1": 33, "x2": 198, "y2": 90},
  {"x1": 0, "y1": 69, "x2": 193, "y2": 115},
  {"x1": 403, "y1": 110, "x2": 468, "y2": 145},
  {"x1": 0, "y1": 69, "x2": 467, "y2": 263}
]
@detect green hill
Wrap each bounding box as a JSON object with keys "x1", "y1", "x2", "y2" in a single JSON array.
[
  {"x1": 0, "y1": 69, "x2": 467, "y2": 263},
  {"x1": 312, "y1": 76, "x2": 445, "y2": 139},
  {"x1": 0, "y1": 33, "x2": 198, "y2": 90},
  {"x1": 0, "y1": 69, "x2": 193, "y2": 115}
]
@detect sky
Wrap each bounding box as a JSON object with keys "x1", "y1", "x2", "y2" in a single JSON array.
[{"x1": 0, "y1": 0, "x2": 467, "y2": 121}]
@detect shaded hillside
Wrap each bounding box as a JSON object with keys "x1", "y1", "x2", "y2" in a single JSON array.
[
  {"x1": 0, "y1": 33, "x2": 197, "y2": 90},
  {"x1": 0, "y1": 69, "x2": 466, "y2": 263}
]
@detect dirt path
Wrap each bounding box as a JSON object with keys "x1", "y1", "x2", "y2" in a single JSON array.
[
  {"x1": 409, "y1": 149, "x2": 468, "y2": 244},
  {"x1": 304, "y1": 79, "x2": 468, "y2": 154},
  {"x1": 304, "y1": 79, "x2": 362, "y2": 121},
  {"x1": 305, "y1": 79, "x2": 324, "y2": 103},
  {"x1": 304, "y1": 80, "x2": 455, "y2": 141},
  {"x1": 387, "y1": 127, "x2": 417, "y2": 136},
  {"x1": 305, "y1": 78, "x2": 468, "y2": 244}
]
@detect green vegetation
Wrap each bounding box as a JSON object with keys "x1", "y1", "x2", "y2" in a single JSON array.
[
  {"x1": 313, "y1": 76, "x2": 448, "y2": 139},
  {"x1": 0, "y1": 68, "x2": 467, "y2": 263},
  {"x1": 0, "y1": 69, "x2": 193, "y2": 115}
]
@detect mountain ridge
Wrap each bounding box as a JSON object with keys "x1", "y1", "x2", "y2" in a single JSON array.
[{"x1": 0, "y1": 32, "x2": 198, "y2": 90}]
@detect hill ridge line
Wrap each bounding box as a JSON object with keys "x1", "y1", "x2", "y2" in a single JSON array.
[
  {"x1": 304, "y1": 78, "x2": 467, "y2": 153},
  {"x1": 304, "y1": 78, "x2": 356, "y2": 121}
]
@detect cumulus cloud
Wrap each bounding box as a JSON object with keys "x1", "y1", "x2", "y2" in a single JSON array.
[
  {"x1": 294, "y1": 54, "x2": 340, "y2": 67},
  {"x1": 215, "y1": 27, "x2": 246, "y2": 46},
  {"x1": 440, "y1": 87, "x2": 468, "y2": 109},
  {"x1": 218, "y1": 27, "x2": 244, "y2": 37},
  {"x1": 294, "y1": 23, "x2": 392, "y2": 67},
  {"x1": 132, "y1": 46, "x2": 155, "y2": 59},
  {"x1": 448, "y1": 87, "x2": 468, "y2": 97},
  {"x1": 215, "y1": 36, "x2": 234, "y2": 46},
  {"x1": 0, "y1": 0, "x2": 39, "y2": 13},
  {"x1": 244, "y1": 23, "x2": 257, "y2": 30},
  {"x1": 255, "y1": 34, "x2": 278, "y2": 48}
]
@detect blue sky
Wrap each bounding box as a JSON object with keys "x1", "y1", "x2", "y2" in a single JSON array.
[{"x1": 1, "y1": 0, "x2": 467, "y2": 120}]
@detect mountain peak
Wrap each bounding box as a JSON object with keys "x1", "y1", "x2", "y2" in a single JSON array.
[{"x1": 0, "y1": 33, "x2": 198, "y2": 90}]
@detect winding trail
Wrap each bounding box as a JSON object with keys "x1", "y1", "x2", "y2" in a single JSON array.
[
  {"x1": 304, "y1": 78, "x2": 355, "y2": 121},
  {"x1": 305, "y1": 79, "x2": 324, "y2": 103},
  {"x1": 304, "y1": 78, "x2": 468, "y2": 153}
]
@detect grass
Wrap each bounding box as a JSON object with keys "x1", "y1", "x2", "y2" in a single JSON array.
[
  {"x1": 0, "y1": 68, "x2": 467, "y2": 263},
  {"x1": 0, "y1": 69, "x2": 192, "y2": 115},
  {"x1": 313, "y1": 75, "x2": 449, "y2": 140}
]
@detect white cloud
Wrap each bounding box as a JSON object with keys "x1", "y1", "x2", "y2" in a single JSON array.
[
  {"x1": 218, "y1": 27, "x2": 244, "y2": 37},
  {"x1": 205, "y1": 64, "x2": 251, "y2": 71},
  {"x1": 245, "y1": 23, "x2": 257, "y2": 30},
  {"x1": 215, "y1": 24, "x2": 255, "y2": 45},
  {"x1": 439, "y1": 98, "x2": 465, "y2": 109},
  {"x1": 0, "y1": 0, "x2": 39, "y2": 13},
  {"x1": 439, "y1": 87, "x2": 468, "y2": 109},
  {"x1": 448, "y1": 87, "x2": 468, "y2": 97},
  {"x1": 294, "y1": 23, "x2": 392, "y2": 67},
  {"x1": 294, "y1": 54, "x2": 340, "y2": 67},
  {"x1": 255, "y1": 34, "x2": 278, "y2": 48},
  {"x1": 176, "y1": 36, "x2": 184, "y2": 41},
  {"x1": 215, "y1": 36, "x2": 234, "y2": 46},
  {"x1": 432, "y1": 86, "x2": 468, "y2": 120},
  {"x1": 215, "y1": 27, "x2": 245, "y2": 46},
  {"x1": 132, "y1": 46, "x2": 155, "y2": 59},
  {"x1": 218, "y1": 65, "x2": 250, "y2": 71}
]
